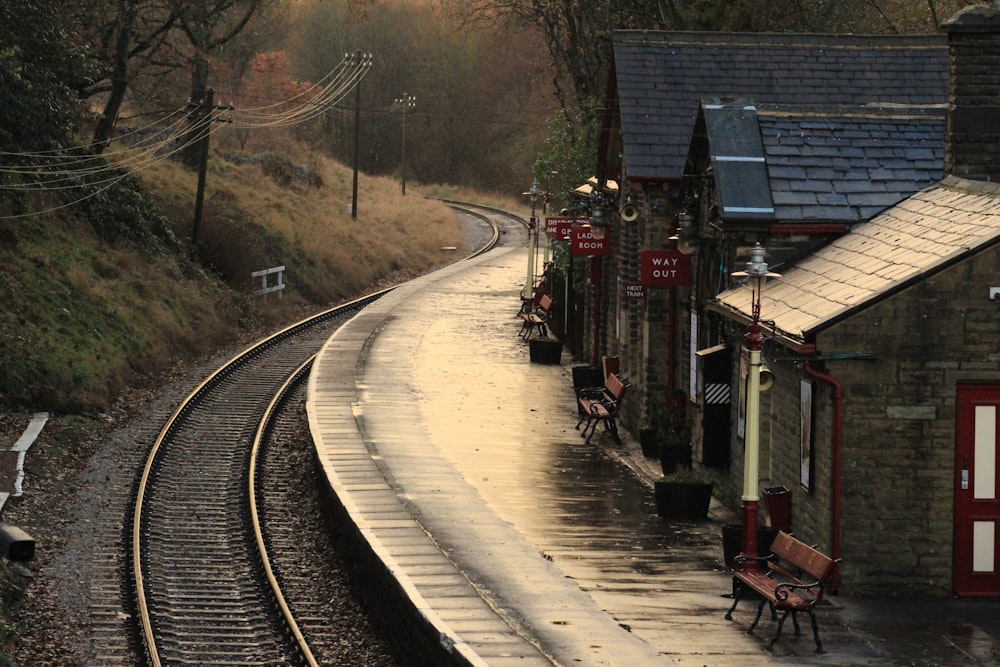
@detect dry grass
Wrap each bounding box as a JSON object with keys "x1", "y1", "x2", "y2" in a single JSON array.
[
  {"x1": 137, "y1": 144, "x2": 475, "y2": 305},
  {"x1": 0, "y1": 135, "x2": 516, "y2": 413}
]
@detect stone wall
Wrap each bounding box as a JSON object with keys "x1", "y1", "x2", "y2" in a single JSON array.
[
  {"x1": 721, "y1": 243, "x2": 1000, "y2": 596},
  {"x1": 945, "y1": 4, "x2": 1000, "y2": 182}
]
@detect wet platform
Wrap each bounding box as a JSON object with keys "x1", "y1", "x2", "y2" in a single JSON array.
[{"x1": 306, "y1": 245, "x2": 1000, "y2": 666}]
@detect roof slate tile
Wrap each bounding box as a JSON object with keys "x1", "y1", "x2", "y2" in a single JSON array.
[
  {"x1": 613, "y1": 31, "x2": 948, "y2": 180},
  {"x1": 714, "y1": 178, "x2": 1000, "y2": 343}
]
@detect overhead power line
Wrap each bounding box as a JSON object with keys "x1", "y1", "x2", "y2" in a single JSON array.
[{"x1": 0, "y1": 54, "x2": 374, "y2": 220}]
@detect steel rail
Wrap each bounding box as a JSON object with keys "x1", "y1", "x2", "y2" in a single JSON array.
[
  {"x1": 131, "y1": 289, "x2": 390, "y2": 667},
  {"x1": 249, "y1": 357, "x2": 318, "y2": 666},
  {"x1": 131, "y1": 201, "x2": 504, "y2": 665}
]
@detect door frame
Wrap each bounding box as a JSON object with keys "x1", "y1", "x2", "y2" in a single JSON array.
[{"x1": 954, "y1": 383, "x2": 1000, "y2": 597}]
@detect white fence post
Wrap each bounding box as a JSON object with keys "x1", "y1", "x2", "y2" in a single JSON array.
[{"x1": 252, "y1": 265, "x2": 285, "y2": 298}]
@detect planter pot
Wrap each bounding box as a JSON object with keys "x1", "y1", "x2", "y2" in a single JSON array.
[
  {"x1": 639, "y1": 429, "x2": 659, "y2": 458},
  {"x1": 654, "y1": 480, "x2": 713, "y2": 520},
  {"x1": 659, "y1": 444, "x2": 692, "y2": 475},
  {"x1": 529, "y1": 338, "x2": 563, "y2": 364}
]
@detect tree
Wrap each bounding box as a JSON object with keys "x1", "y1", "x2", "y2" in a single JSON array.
[
  {"x1": 461, "y1": 0, "x2": 971, "y2": 112},
  {"x1": 534, "y1": 103, "x2": 601, "y2": 214},
  {"x1": 64, "y1": 0, "x2": 274, "y2": 158},
  {"x1": 285, "y1": 0, "x2": 556, "y2": 194},
  {"x1": 0, "y1": 0, "x2": 95, "y2": 153},
  {"x1": 65, "y1": 0, "x2": 182, "y2": 152}
]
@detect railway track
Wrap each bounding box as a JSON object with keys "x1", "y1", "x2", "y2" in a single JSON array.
[{"x1": 127, "y1": 202, "x2": 520, "y2": 665}]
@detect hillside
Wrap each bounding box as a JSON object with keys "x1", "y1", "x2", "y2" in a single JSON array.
[{"x1": 0, "y1": 143, "x2": 518, "y2": 416}]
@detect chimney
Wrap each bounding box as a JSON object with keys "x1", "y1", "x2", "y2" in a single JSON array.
[{"x1": 943, "y1": 2, "x2": 1000, "y2": 182}]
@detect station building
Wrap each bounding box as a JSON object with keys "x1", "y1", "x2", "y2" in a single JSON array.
[{"x1": 571, "y1": 5, "x2": 1000, "y2": 595}]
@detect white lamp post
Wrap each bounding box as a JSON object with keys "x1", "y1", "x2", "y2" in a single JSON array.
[
  {"x1": 523, "y1": 179, "x2": 540, "y2": 299},
  {"x1": 732, "y1": 243, "x2": 779, "y2": 569}
]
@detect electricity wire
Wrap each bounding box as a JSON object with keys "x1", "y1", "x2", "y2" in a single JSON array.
[{"x1": 0, "y1": 54, "x2": 372, "y2": 219}]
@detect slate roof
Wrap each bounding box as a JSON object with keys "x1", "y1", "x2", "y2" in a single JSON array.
[
  {"x1": 612, "y1": 31, "x2": 949, "y2": 181},
  {"x1": 710, "y1": 177, "x2": 1000, "y2": 346},
  {"x1": 700, "y1": 102, "x2": 945, "y2": 225}
]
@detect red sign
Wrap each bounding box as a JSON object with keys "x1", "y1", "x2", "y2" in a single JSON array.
[
  {"x1": 641, "y1": 250, "x2": 691, "y2": 286},
  {"x1": 571, "y1": 226, "x2": 610, "y2": 256},
  {"x1": 546, "y1": 216, "x2": 585, "y2": 240}
]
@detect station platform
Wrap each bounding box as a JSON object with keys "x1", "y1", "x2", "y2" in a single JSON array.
[{"x1": 306, "y1": 245, "x2": 1000, "y2": 666}]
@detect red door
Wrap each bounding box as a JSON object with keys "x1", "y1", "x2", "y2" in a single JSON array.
[{"x1": 954, "y1": 384, "x2": 1000, "y2": 596}]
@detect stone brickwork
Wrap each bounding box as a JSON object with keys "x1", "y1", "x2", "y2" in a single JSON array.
[
  {"x1": 725, "y1": 244, "x2": 1000, "y2": 596},
  {"x1": 607, "y1": 189, "x2": 688, "y2": 439},
  {"x1": 945, "y1": 4, "x2": 1000, "y2": 182}
]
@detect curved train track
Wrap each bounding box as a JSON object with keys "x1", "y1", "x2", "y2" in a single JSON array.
[{"x1": 128, "y1": 203, "x2": 524, "y2": 665}]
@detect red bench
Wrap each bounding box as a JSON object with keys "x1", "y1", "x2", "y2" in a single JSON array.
[
  {"x1": 725, "y1": 530, "x2": 840, "y2": 653},
  {"x1": 519, "y1": 293, "x2": 554, "y2": 339},
  {"x1": 575, "y1": 373, "x2": 628, "y2": 445}
]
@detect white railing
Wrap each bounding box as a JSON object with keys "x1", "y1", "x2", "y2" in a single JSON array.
[{"x1": 252, "y1": 265, "x2": 285, "y2": 297}]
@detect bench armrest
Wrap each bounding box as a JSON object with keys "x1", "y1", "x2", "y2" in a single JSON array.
[
  {"x1": 578, "y1": 387, "x2": 607, "y2": 399},
  {"x1": 732, "y1": 553, "x2": 776, "y2": 570},
  {"x1": 774, "y1": 579, "x2": 825, "y2": 604},
  {"x1": 588, "y1": 398, "x2": 619, "y2": 415}
]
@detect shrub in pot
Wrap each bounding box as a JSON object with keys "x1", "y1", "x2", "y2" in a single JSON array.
[
  {"x1": 653, "y1": 393, "x2": 692, "y2": 474},
  {"x1": 654, "y1": 468, "x2": 713, "y2": 520}
]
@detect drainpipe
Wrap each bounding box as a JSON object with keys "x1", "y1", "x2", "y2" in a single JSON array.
[
  {"x1": 591, "y1": 256, "x2": 602, "y2": 367},
  {"x1": 803, "y1": 361, "x2": 843, "y2": 589},
  {"x1": 668, "y1": 286, "x2": 676, "y2": 391}
]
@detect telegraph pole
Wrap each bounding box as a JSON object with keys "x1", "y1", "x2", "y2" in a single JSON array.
[
  {"x1": 393, "y1": 94, "x2": 416, "y2": 195},
  {"x1": 351, "y1": 52, "x2": 362, "y2": 220},
  {"x1": 191, "y1": 89, "x2": 232, "y2": 246}
]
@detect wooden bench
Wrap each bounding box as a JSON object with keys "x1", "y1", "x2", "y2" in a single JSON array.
[
  {"x1": 575, "y1": 373, "x2": 628, "y2": 445},
  {"x1": 725, "y1": 530, "x2": 840, "y2": 653},
  {"x1": 519, "y1": 293, "x2": 554, "y2": 339}
]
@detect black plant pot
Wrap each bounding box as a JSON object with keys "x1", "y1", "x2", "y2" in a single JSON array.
[
  {"x1": 529, "y1": 338, "x2": 563, "y2": 364},
  {"x1": 654, "y1": 480, "x2": 713, "y2": 520},
  {"x1": 659, "y1": 444, "x2": 692, "y2": 475},
  {"x1": 639, "y1": 429, "x2": 659, "y2": 458}
]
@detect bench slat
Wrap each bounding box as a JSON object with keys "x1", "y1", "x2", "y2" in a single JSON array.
[{"x1": 770, "y1": 531, "x2": 836, "y2": 582}]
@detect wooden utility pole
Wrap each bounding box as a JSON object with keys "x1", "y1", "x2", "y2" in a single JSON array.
[
  {"x1": 192, "y1": 89, "x2": 214, "y2": 246},
  {"x1": 191, "y1": 89, "x2": 232, "y2": 246},
  {"x1": 351, "y1": 52, "x2": 361, "y2": 220},
  {"x1": 394, "y1": 94, "x2": 416, "y2": 195}
]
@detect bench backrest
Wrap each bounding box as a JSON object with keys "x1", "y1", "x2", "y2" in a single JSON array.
[
  {"x1": 605, "y1": 373, "x2": 627, "y2": 401},
  {"x1": 770, "y1": 531, "x2": 837, "y2": 582},
  {"x1": 537, "y1": 294, "x2": 554, "y2": 313}
]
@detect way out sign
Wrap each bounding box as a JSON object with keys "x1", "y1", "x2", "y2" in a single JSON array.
[
  {"x1": 571, "y1": 226, "x2": 610, "y2": 256},
  {"x1": 641, "y1": 250, "x2": 691, "y2": 286}
]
